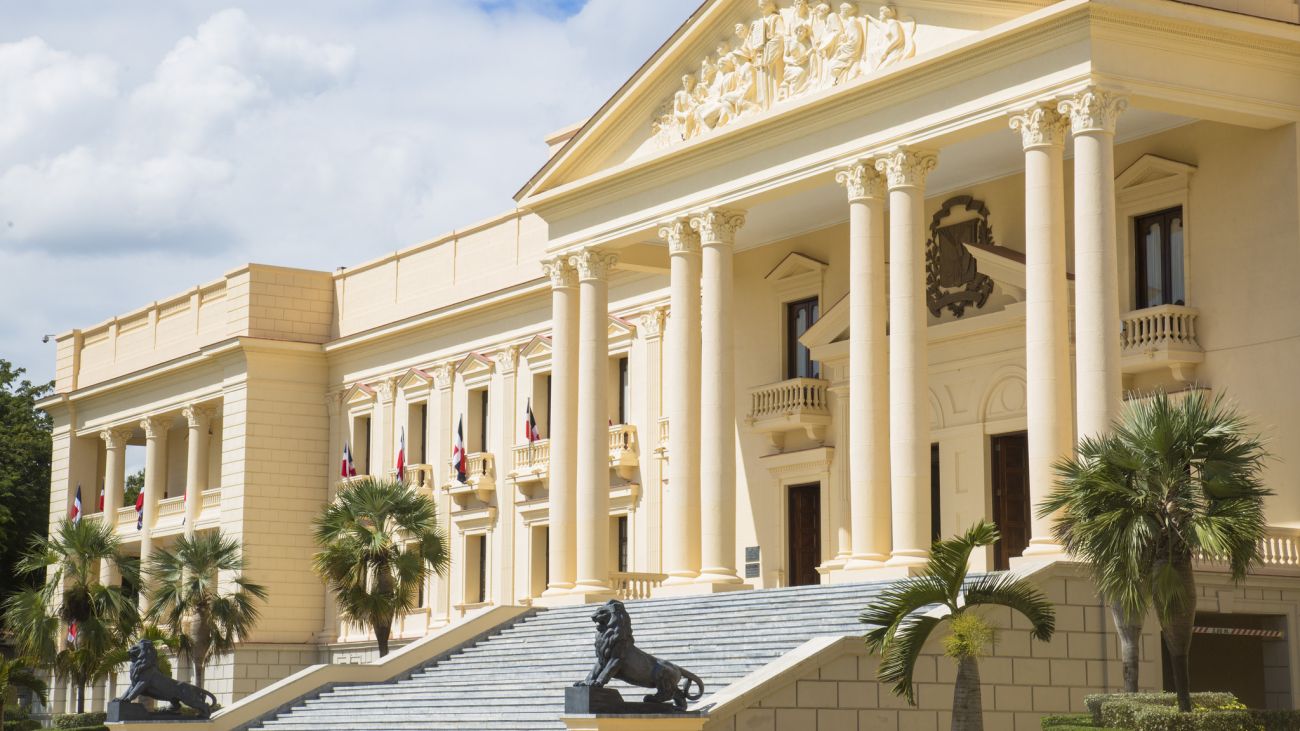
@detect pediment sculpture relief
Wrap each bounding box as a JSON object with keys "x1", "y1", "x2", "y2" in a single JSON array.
[
  {"x1": 651, "y1": 2, "x2": 917, "y2": 149},
  {"x1": 927, "y1": 196, "x2": 996, "y2": 318}
]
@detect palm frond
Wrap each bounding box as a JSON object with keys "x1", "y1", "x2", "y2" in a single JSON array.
[
  {"x1": 964, "y1": 574, "x2": 1056, "y2": 642},
  {"x1": 876, "y1": 614, "x2": 943, "y2": 706},
  {"x1": 861, "y1": 575, "x2": 950, "y2": 651}
]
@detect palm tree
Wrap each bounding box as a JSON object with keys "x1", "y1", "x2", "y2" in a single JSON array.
[
  {"x1": 312, "y1": 477, "x2": 449, "y2": 657},
  {"x1": 1041, "y1": 390, "x2": 1269, "y2": 712},
  {"x1": 862, "y1": 521, "x2": 1055, "y2": 731},
  {"x1": 145, "y1": 531, "x2": 268, "y2": 689},
  {"x1": 2, "y1": 519, "x2": 139, "y2": 713},
  {"x1": 0, "y1": 655, "x2": 48, "y2": 726}
]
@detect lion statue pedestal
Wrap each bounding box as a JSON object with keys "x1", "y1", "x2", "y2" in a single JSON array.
[
  {"x1": 107, "y1": 639, "x2": 219, "y2": 721},
  {"x1": 566, "y1": 599, "x2": 705, "y2": 715}
]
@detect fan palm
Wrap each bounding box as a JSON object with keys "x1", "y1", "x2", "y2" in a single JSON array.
[
  {"x1": 0, "y1": 655, "x2": 48, "y2": 726},
  {"x1": 862, "y1": 521, "x2": 1055, "y2": 731},
  {"x1": 145, "y1": 531, "x2": 268, "y2": 689},
  {"x1": 312, "y1": 477, "x2": 449, "y2": 657},
  {"x1": 1040, "y1": 390, "x2": 1269, "y2": 712},
  {"x1": 2, "y1": 518, "x2": 140, "y2": 713}
]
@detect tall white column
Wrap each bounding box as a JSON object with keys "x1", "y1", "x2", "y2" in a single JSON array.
[
  {"x1": 99, "y1": 428, "x2": 128, "y2": 585},
  {"x1": 659, "y1": 218, "x2": 702, "y2": 584},
  {"x1": 139, "y1": 416, "x2": 168, "y2": 609},
  {"x1": 541, "y1": 257, "x2": 579, "y2": 597},
  {"x1": 431, "y1": 365, "x2": 456, "y2": 624},
  {"x1": 182, "y1": 405, "x2": 211, "y2": 536},
  {"x1": 571, "y1": 249, "x2": 619, "y2": 596},
  {"x1": 877, "y1": 149, "x2": 938, "y2": 567},
  {"x1": 493, "y1": 347, "x2": 520, "y2": 604},
  {"x1": 636, "y1": 308, "x2": 668, "y2": 573},
  {"x1": 692, "y1": 208, "x2": 747, "y2": 586},
  {"x1": 1011, "y1": 105, "x2": 1074, "y2": 557},
  {"x1": 836, "y1": 160, "x2": 891, "y2": 568},
  {"x1": 1060, "y1": 87, "x2": 1128, "y2": 439}
]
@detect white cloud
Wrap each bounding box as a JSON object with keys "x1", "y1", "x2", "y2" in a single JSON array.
[{"x1": 0, "y1": 0, "x2": 700, "y2": 381}]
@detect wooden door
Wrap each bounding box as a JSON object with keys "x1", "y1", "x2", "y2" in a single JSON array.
[
  {"x1": 991, "y1": 433, "x2": 1030, "y2": 571},
  {"x1": 787, "y1": 483, "x2": 821, "y2": 587}
]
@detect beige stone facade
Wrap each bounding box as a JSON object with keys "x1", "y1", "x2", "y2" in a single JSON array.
[{"x1": 38, "y1": 0, "x2": 1300, "y2": 720}]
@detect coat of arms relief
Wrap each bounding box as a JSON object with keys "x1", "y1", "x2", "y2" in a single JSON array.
[{"x1": 649, "y1": 1, "x2": 918, "y2": 150}]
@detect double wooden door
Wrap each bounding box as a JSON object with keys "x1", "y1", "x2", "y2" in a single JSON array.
[
  {"x1": 787, "y1": 483, "x2": 821, "y2": 587},
  {"x1": 991, "y1": 432, "x2": 1031, "y2": 570}
]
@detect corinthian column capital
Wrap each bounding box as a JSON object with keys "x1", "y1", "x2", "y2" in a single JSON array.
[
  {"x1": 689, "y1": 208, "x2": 746, "y2": 246},
  {"x1": 835, "y1": 160, "x2": 884, "y2": 202},
  {"x1": 568, "y1": 249, "x2": 620, "y2": 282},
  {"x1": 140, "y1": 416, "x2": 166, "y2": 440},
  {"x1": 100, "y1": 427, "x2": 130, "y2": 451},
  {"x1": 542, "y1": 256, "x2": 578, "y2": 290},
  {"x1": 182, "y1": 404, "x2": 212, "y2": 429},
  {"x1": 874, "y1": 148, "x2": 939, "y2": 189},
  {"x1": 658, "y1": 217, "x2": 700, "y2": 255},
  {"x1": 1057, "y1": 86, "x2": 1128, "y2": 135},
  {"x1": 1009, "y1": 104, "x2": 1069, "y2": 149}
]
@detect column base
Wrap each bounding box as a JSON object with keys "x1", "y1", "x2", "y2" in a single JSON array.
[
  {"x1": 534, "y1": 587, "x2": 618, "y2": 607},
  {"x1": 885, "y1": 551, "x2": 929, "y2": 569},
  {"x1": 661, "y1": 572, "x2": 700, "y2": 586},
  {"x1": 652, "y1": 580, "x2": 751, "y2": 598},
  {"x1": 824, "y1": 559, "x2": 914, "y2": 584},
  {"x1": 1010, "y1": 542, "x2": 1070, "y2": 572},
  {"x1": 541, "y1": 583, "x2": 576, "y2": 597}
]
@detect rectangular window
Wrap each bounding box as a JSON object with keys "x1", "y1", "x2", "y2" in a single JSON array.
[
  {"x1": 931, "y1": 443, "x2": 941, "y2": 543},
  {"x1": 617, "y1": 516, "x2": 629, "y2": 572},
  {"x1": 419, "y1": 403, "x2": 428, "y2": 464},
  {"x1": 468, "y1": 388, "x2": 490, "y2": 453},
  {"x1": 546, "y1": 375, "x2": 553, "y2": 437},
  {"x1": 785, "y1": 297, "x2": 820, "y2": 380},
  {"x1": 1134, "y1": 207, "x2": 1185, "y2": 309},
  {"x1": 618, "y1": 357, "x2": 630, "y2": 425},
  {"x1": 477, "y1": 534, "x2": 488, "y2": 604},
  {"x1": 351, "y1": 415, "x2": 372, "y2": 475},
  {"x1": 407, "y1": 403, "x2": 427, "y2": 465}
]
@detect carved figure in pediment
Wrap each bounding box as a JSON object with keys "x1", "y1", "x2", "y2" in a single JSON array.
[
  {"x1": 926, "y1": 196, "x2": 996, "y2": 318},
  {"x1": 811, "y1": 3, "x2": 840, "y2": 87},
  {"x1": 672, "y1": 75, "x2": 700, "y2": 140},
  {"x1": 781, "y1": 24, "x2": 814, "y2": 99},
  {"x1": 866, "y1": 5, "x2": 916, "y2": 70},
  {"x1": 750, "y1": 1, "x2": 787, "y2": 108},
  {"x1": 826, "y1": 3, "x2": 865, "y2": 86}
]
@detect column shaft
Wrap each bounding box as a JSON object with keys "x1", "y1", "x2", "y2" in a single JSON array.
[
  {"x1": 99, "y1": 430, "x2": 127, "y2": 585},
  {"x1": 571, "y1": 249, "x2": 618, "y2": 592},
  {"x1": 542, "y1": 258, "x2": 579, "y2": 595},
  {"x1": 1012, "y1": 106, "x2": 1073, "y2": 556},
  {"x1": 877, "y1": 149, "x2": 938, "y2": 565},
  {"x1": 183, "y1": 405, "x2": 211, "y2": 536},
  {"x1": 694, "y1": 209, "x2": 746, "y2": 584},
  {"x1": 139, "y1": 417, "x2": 167, "y2": 609},
  {"x1": 659, "y1": 219, "x2": 702, "y2": 583}
]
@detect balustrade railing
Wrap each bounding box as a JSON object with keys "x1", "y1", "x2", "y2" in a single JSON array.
[
  {"x1": 608, "y1": 424, "x2": 637, "y2": 456},
  {"x1": 404, "y1": 464, "x2": 434, "y2": 488},
  {"x1": 611, "y1": 572, "x2": 668, "y2": 600},
  {"x1": 513, "y1": 440, "x2": 552, "y2": 473},
  {"x1": 157, "y1": 495, "x2": 185, "y2": 519},
  {"x1": 657, "y1": 417, "x2": 669, "y2": 450},
  {"x1": 1196, "y1": 527, "x2": 1300, "y2": 572},
  {"x1": 448, "y1": 452, "x2": 495, "y2": 486},
  {"x1": 1120, "y1": 304, "x2": 1200, "y2": 353},
  {"x1": 747, "y1": 377, "x2": 831, "y2": 422}
]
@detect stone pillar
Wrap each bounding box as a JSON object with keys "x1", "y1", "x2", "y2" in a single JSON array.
[
  {"x1": 99, "y1": 428, "x2": 128, "y2": 586},
  {"x1": 431, "y1": 364, "x2": 456, "y2": 624},
  {"x1": 541, "y1": 257, "x2": 580, "y2": 598},
  {"x1": 836, "y1": 160, "x2": 892, "y2": 570},
  {"x1": 658, "y1": 218, "x2": 702, "y2": 585},
  {"x1": 636, "y1": 307, "x2": 668, "y2": 573},
  {"x1": 1011, "y1": 104, "x2": 1074, "y2": 558},
  {"x1": 493, "y1": 347, "x2": 520, "y2": 605},
  {"x1": 139, "y1": 416, "x2": 168, "y2": 609},
  {"x1": 692, "y1": 208, "x2": 748, "y2": 589},
  {"x1": 1059, "y1": 87, "x2": 1127, "y2": 440},
  {"x1": 570, "y1": 249, "x2": 619, "y2": 599},
  {"x1": 182, "y1": 405, "x2": 211, "y2": 536},
  {"x1": 827, "y1": 381, "x2": 852, "y2": 568},
  {"x1": 375, "y1": 379, "x2": 396, "y2": 476},
  {"x1": 876, "y1": 149, "x2": 938, "y2": 567}
]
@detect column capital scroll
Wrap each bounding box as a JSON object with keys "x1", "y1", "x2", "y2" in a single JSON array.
[
  {"x1": 1057, "y1": 86, "x2": 1128, "y2": 135},
  {"x1": 140, "y1": 416, "x2": 166, "y2": 440},
  {"x1": 874, "y1": 148, "x2": 939, "y2": 189},
  {"x1": 568, "y1": 249, "x2": 620, "y2": 282},
  {"x1": 100, "y1": 427, "x2": 131, "y2": 451},
  {"x1": 637, "y1": 307, "x2": 668, "y2": 340},
  {"x1": 657, "y1": 217, "x2": 700, "y2": 255},
  {"x1": 182, "y1": 404, "x2": 212, "y2": 429},
  {"x1": 835, "y1": 160, "x2": 884, "y2": 202},
  {"x1": 541, "y1": 256, "x2": 578, "y2": 290},
  {"x1": 432, "y1": 363, "x2": 455, "y2": 391},
  {"x1": 688, "y1": 209, "x2": 746, "y2": 246},
  {"x1": 1009, "y1": 104, "x2": 1068, "y2": 149},
  {"x1": 493, "y1": 346, "x2": 520, "y2": 375}
]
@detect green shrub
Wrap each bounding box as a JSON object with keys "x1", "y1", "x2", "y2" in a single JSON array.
[
  {"x1": 3, "y1": 720, "x2": 42, "y2": 731},
  {"x1": 54, "y1": 712, "x2": 107, "y2": 728},
  {"x1": 60, "y1": 726, "x2": 109, "y2": 731},
  {"x1": 1045, "y1": 726, "x2": 1122, "y2": 731},
  {"x1": 1086, "y1": 693, "x2": 1241, "y2": 726},
  {"x1": 1252, "y1": 710, "x2": 1300, "y2": 731},
  {"x1": 1043, "y1": 714, "x2": 1097, "y2": 728},
  {"x1": 1132, "y1": 705, "x2": 1254, "y2": 731}
]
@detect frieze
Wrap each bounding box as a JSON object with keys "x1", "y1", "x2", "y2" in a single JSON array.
[{"x1": 650, "y1": 2, "x2": 917, "y2": 149}]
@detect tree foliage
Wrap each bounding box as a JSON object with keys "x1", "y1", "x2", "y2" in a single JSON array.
[{"x1": 0, "y1": 359, "x2": 53, "y2": 615}]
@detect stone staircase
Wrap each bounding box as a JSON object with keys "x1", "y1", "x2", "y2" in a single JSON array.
[{"x1": 252, "y1": 581, "x2": 890, "y2": 731}]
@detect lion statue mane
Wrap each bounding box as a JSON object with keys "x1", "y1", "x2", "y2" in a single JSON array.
[
  {"x1": 115, "y1": 639, "x2": 218, "y2": 718},
  {"x1": 576, "y1": 599, "x2": 704, "y2": 711}
]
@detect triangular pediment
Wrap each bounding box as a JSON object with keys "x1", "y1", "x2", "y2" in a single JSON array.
[
  {"x1": 609, "y1": 315, "x2": 638, "y2": 349},
  {"x1": 455, "y1": 353, "x2": 494, "y2": 379},
  {"x1": 1117, "y1": 154, "x2": 1197, "y2": 192},
  {"x1": 517, "y1": 0, "x2": 1047, "y2": 202},
  {"x1": 343, "y1": 382, "x2": 377, "y2": 407},
  {"x1": 397, "y1": 367, "x2": 434, "y2": 395}
]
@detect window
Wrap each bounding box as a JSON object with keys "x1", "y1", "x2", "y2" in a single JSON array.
[
  {"x1": 931, "y1": 443, "x2": 941, "y2": 543},
  {"x1": 407, "y1": 403, "x2": 427, "y2": 465},
  {"x1": 419, "y1": 404, "x2": 428, "y2": 464},
  {"x1": 1134, "y1": 207, "x2": 1185, "y2": 309},
  {"x1": 351, "y1": 415, "x2": 372, "y2": 474},
  {"x1": 618, "y1": 357, "x2": 630, "y2": 425},
  {"x1": 785, "y1": 297, "x2": 820, "y2": 379},
  {"x1": 617, "y1": 516, "x2": 628, "y2": 572},
  {"x1": 468, "y1": 388, "x2": 490, "y2": 453},
  {"x1": 545, "y1": 375, "x2": 553, "y2": 436},
  {"x1": 477, "y1": 535, "x2": 488, "y2": 604}
]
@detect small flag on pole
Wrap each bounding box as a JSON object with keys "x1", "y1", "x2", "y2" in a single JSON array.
[
  {"x1": 66, "y1": 621, "x2": 78, "y2": 646},
  {"x1": 451, "y1": 416, "x2": 467, "y2": 483},
  {"x1": 70, "y1": 485, "x2": 83, "y2": 524},
  {"x1": 524, "y1": 399, "x2": 541, "y2": 444},
  {"x1": 97, "y1": 487, "x2": 104, "y2": 512},
  {"x1": 341, "y1": 442, "x2": 357, "y2": 479},
  {"x1": 135, "y1": 488, "x2": 145, "y2": 531},
  {"x1": 396, "y1": 426, "x2": 406, "y2": 477}
]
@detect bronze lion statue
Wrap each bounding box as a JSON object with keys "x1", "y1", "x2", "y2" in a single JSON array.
[
  {"x1": 115, "y1": 639, "x2": 218, "y2": 718},
  {"x1": 576, "y1": 599, "x2": 704, "y2": 710}
]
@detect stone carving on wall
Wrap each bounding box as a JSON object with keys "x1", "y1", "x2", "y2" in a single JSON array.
[
  {"x1": 650, "y1": 2, "x2": 917, "y2": 149},
  {"x1": 926, "y1": 196, "x2": 995, "y2": 318}
]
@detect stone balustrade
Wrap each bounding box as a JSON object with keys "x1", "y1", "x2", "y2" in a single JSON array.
[
  {"x1": 607, "y1": 424, "x2": 638, "y2": 478},
  {"x1": 1119, "y1": 304, "x2": 1203, "y2": 380},
  {"x1": 611, "y1": 571, "x2": 668, "y2": 600},
  {"x1": 511, "y1": 440, "x2": 551, "y2": 483},
  {"x1": 446, "y1": 452, "x2": 496, "y2": 507},
  {"x1": 745, "y1": 377, "x2": 832, "y2": 450},
  {"x1": 403, "y1": 464, "x2": 435, "y2": 489},
  {"x1": 1196, "y1": 527, "x2": 1300, "y2": 573}
]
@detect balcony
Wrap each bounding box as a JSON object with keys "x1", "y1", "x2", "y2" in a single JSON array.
[
  {"x1": 1196, "y1": 526, "x2": 1300, "y2": 575},
  {"x1": 655, "y1": 417, "x2": 669, "y2": 460},
  {"x1": 510, "y1": 425, "x2": 640, "y2": 491},
  {"x1": 403, "y1": 464, "x2": 435, "y2": 490},
  {"x1": 608, "y1": 424, "x2": 639, "y2": 479},
  {"x1": 1120, "y1": 304, "x2": 1203, "y2": 381},
  {"x1": 446, "y1": 452, "x2": 496, "y2": 507},
  {"x1": 745, "y1": 377, "x2": 831, "y2": 450},
  {"x1": 511, "y1": 439, "x2": 552, "y2": 488},
  {"x1": 611, "y1": 571, "x2": 667, "y2": 601}
]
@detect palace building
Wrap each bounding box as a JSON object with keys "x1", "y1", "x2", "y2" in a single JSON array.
[{"x1": 38, "y1": 0, "x2": 1300, "y2": 725}]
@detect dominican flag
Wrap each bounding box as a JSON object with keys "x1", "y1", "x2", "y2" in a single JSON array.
[
  {"x1": 97, "y1": 487, "x2": 104, "y2": 512},
  {"x1": 451, "y1": 416, "x2": 467, "y2": 483},
  {"x1": 524, "y1": 399, "x2": 541, "y2": 444},
  {"x1": 66, "y1": 621, "x2": 78, "y2": 647},
  {"x1": 340, "y1": 443, "x2": 357, "y2": 479},
  {"x1": 70, "y1": 485, "x2": 83, "y2": 524},
  {"x1": 135, "y1": 489, "x2": 145, "y2": 531},
  {"x1": 396, "y1": 426, "x2": 406, "y2": 476}
]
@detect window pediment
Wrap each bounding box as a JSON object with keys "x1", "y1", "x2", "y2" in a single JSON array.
[
  {"x1": 520, "y1": 335, "x2": 554, "y2": 372},
  {"x1": 343, "y1": 383, "x2": 377, "y2": 408},
  {"x1": 456, "y1": 353, "x2": 495, "y2": 390},
  {"x1": 1117, "y1": 154, "x2": 1196, "y2": 193}
]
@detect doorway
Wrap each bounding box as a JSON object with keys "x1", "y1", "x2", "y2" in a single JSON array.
[
  {"x1": 990, "y1": 432, "x2": 1030, "y2": 570},
  {"x1": 787, "y1": 483, "x2": 821, "y2": 587}
]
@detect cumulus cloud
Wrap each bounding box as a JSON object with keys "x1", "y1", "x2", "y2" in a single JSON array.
[{"x1": 0, "y1": 0, "x2": 700, "y2": 380}]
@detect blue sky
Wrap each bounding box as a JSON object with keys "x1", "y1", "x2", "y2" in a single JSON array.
[{"x1": 0, "y1": 0, "x2": 700, "y2": 383}]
